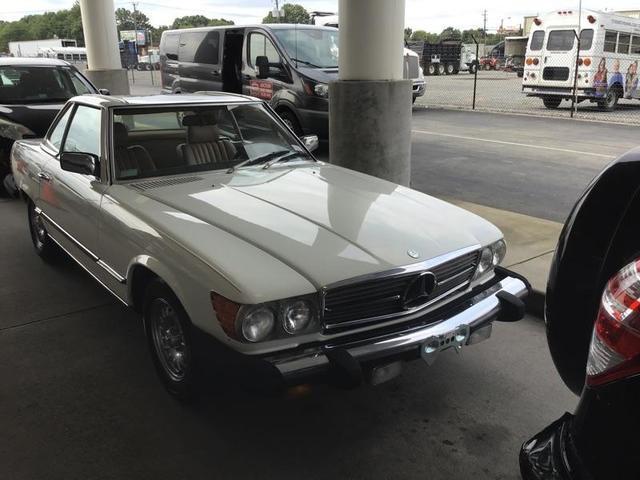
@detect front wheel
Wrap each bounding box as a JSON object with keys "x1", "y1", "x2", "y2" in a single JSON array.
[
  {"x1": 469, "y1": 63, "x2": 478, "y2": 74},
  {"x1": 278, "y1": 109, "x2": 303, "y2": 136},
  {"x1": 445, "y1": 63, "x2": 455, "y2": 75},
  {"x1": 543, "y1": 97, "x2": 562, "y2": 109},
  {"x1": 144, "y1": 280, "x2": 198, "y2": 400},
  {"x1": 28, "y1": 202, "x2": 58, "y2": 260},
  {"x1": 426, "y1": 64, "x2": 436, "y2": 76}
]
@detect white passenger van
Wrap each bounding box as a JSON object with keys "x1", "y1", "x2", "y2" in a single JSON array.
[{"x1": 522, "y1": 9, "x2": 640, "y2": 111}]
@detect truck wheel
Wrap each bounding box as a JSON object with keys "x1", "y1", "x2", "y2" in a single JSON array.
[
  {"x1": 469, "y1": 63, "x2": 477, "y2": 74},
  {"x1": 28, "y1": 202, "x2": 58, "y2": 261},
  {"x1": 427, "y1": 64, "x2": 436, "y2": 76},
  {"x1": 598, "y1": 88, "x2": 619, "y2": 111},
  {"x1": 144, "y1": 279, "x2": 198, "y2": 401},
  {"x1": 484, "y1": 63, "x2": 491, "y2": 71},
  {"x1": 437, "y1": 64, "x2": 445, "y2": 75},
  {"x1": 445, "y1": 63, "x2": 455, "y2": 75},
  {"x1": 543, "y1": 97, "x2": 562, "y2": 109}
]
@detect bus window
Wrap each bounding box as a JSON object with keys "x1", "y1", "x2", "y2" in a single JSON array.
[
  {"x1": 604, "y1": 31, "x2": 617, "y2": 53},
  {"x1": 80, "y1": 54, "x2": 87, "y2": 61},
  {"x1": 65, "y1": 54, "x2": 72, "y2": 60},
  {"x1": 73, "y1": 54, "x2": 80, "y2": 61},
  {"x1": 632, "y1": 36, "x2": 640, "y2": 54},
  {"x1": 547, "y1": 30, "x2": 575, "y2": 51},
  {"x1": 530, "y1": 31, "x2": 544, "y2": 51},
  {"x1": 57, "y1": 53, "x2": 65, "y2": 60},
  {"x1": 618, "y1": 33, "x2": 631, "y2": 54},
  {"x1": 580, "y1": 29, "x2": 594, "y2": 50}
]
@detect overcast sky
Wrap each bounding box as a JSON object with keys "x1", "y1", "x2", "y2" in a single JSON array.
[{"x1": 3, "y1": 1, "x2": 639, "y2": 31}]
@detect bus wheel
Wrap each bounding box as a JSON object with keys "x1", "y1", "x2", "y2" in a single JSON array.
[
  {"x1": 543, "y1": 97, "x2": 562, "y2": 109},
  {"x1": 598, "y1": 88, "x2": 619, "y2": 111},
  {"x1": 445, "y1": 63, "x2": 455, "y2": 75}
]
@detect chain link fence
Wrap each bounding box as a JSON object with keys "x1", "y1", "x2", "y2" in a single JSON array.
[{"x1": 414, "y1": 23, "x2": 640, "y2": 126}]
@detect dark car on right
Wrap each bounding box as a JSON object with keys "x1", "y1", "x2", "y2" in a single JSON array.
[{"x1": 520, "y1": 148, "x2": 640, "y2": 479}]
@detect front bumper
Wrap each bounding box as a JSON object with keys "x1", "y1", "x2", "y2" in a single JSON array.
[
  {"x1": 413, "y1": 80, "x2": 426, "y2": 98},
  {"x1": 266, "y1": 270, "x2": 528, "y2": 386}
]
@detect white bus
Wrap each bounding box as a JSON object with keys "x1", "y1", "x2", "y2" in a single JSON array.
[
  {"x1": 522, "y1": 9, "x2": 640, "y2": 111},
  {"x1": 38, "y1": 46, "x2": 88, "y2": 65}
]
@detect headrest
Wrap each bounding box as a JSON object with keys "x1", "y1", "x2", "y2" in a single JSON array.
[
  {"x1": 187, "y1": 125, "x2": 220, "y2": 144},
  {"x1": 113, "y1": 122, "x2": 128, "y2": 145},
  {"x1": 182, "y1": 109, "x2": 224, "y2": 127}
]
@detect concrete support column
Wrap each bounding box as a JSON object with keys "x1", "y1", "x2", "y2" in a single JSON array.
[
  {"x1": 79, "y1": 0, "x2": 129, "y2": 94},
  {"x1": 329, "y1": 0, "x2": 411, "y2": 186}
]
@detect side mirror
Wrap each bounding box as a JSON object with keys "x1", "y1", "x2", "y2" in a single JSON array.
[
  {"x1": 98, "y1": 88, "x2": 110, "y2": 95},
  {"x1": 60, "y1": 152, "x2": 99, "y2": 176},
  {"x1": 256, "y1": 56, "x2": 270, "y2": 79},
  {"x1": 300, "y1": 134, "x2": 319, "y2": 153}
]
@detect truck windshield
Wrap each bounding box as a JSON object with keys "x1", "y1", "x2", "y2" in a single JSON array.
[
  {"x1": 547, "y1": 30, "x2": 575, "y2": 51},
  {"x1": 112, "y1": 103, "x2": 313, "y2": 180},
  {"x1": 273, "y1": 28, "x2": 339, "y2": 68},
  {"x1": 0, "y1": 66, "x2": 93, "y2": 104}
]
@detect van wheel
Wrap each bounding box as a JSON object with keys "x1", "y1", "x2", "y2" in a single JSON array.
[
  {"x1": 278, "y1": 109, "x2": 303, "y2": 136},
  {"x1": 598, "y1": 88, "x2": 619, "y2": 111},
  {"x1": 144, "y1": 279, "x2": 198, "y2": 401},
  {"x1": 445, "y1": 63, "x2": 455, "y2": 75},
  {"x1": 543, "y1": 97, "x2": 562, "y2": 109},
  {"x1": 28, "y1": 202, "x2": 58, "y2": 261}
]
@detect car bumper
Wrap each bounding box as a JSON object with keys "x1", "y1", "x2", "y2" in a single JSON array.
[
  {"x1": 413, "y1": 80, "x2": 426, "y2": 98},
  {"x1": 266, "y1": 269, "x2": 528, "y2": 386},
  {"x1": 520, "y1": 413, "x2": 576, "y2": 480}
]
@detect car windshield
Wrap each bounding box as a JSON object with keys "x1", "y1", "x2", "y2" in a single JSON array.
[
  {"x1": 273, "y1": 28, "x2": 339, "y2": 68},
  {"x1": 112, "y1": 103, "x2": 313, "y2": 180},
  {"x1": 0, "y1": 66, "x2": 93, "y2": 104}
]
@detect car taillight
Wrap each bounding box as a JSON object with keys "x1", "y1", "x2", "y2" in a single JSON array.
[{"x1": 586, "y1": 258, "x2": 640, "y2": 387}]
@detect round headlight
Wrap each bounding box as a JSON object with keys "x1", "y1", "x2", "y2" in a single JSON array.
[
  {"x1": 492, "y1": 239, "x2": 507, "y2": 266},
  {"x1": 240, "y1": 306, "x2": 275, "y2": 342},
  {"x1": 474, "y1": 247, "x2": 493, "y2": 279},
  {"x1": 283, "y1": 300, "x2": 313, "y2": 334}
]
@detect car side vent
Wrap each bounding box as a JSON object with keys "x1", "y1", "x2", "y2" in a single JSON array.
[{"x1": 130, "y1": 176, "x2": 204, "y2": 191}]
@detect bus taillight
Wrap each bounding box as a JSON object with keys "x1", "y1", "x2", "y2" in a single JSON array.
[
  {"x1": 526, "y1": 58, "x2": 533, "y2": 66},
  {"x1": 583, "y1": 58, "x2": 592, "y2": 67},
  {"x1": 587, "y1": 15, "x2": 597, "y2": 24},
  {"x1": 532, "y1": 58, "x2": 539, "y2": 66},
  {"x1": 533, "y1": 18, "x2": 542, "y2": 26}
]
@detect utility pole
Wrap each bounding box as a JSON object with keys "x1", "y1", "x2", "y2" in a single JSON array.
[
  {"x1": 274, "y1": 0, "x2": 281, "y2": 23},
  {"x1": 131, "y1": 1, "x2": 138, "y2": 84},
  {"x1": 482, "y1": 9, "x2": 487, "y2": 56}
]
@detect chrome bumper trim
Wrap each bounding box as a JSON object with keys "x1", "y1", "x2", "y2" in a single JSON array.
[{"x1": 269, "y1": 275, "x2": 528, "y2": 380}]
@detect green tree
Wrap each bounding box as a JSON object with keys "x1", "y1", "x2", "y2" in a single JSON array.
[
  {"x1": 263, "y1": 4, "x2": 311, "y2": 24},
  {"x1": 404, "y1": 27, "x2": 413, "y2": 41},
  {"x1": 115, "y1": 7, "x2": 152, "y2": 31},
  {"x1": 170, "y1": 15, "x2": 234, "y2": 29},
  {"x1": 410, "y1": 30, "x2": 438, "y2": 43},
  {"x1": 439, "y1": 27, "x2": 462, "y2": 41}
]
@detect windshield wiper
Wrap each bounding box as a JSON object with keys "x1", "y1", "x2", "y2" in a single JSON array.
[
  {"x1": 227, "y1": 150, "x2": 291, "y2": 173},
  {"x1": 262, "y1": 151, "x2": 309, "y2": 170},
  {"x1": 290, "y1": 58, "x2": 322, "y2": 68}
]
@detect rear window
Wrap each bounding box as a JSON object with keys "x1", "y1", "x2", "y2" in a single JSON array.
[
  {"x1": 0, "y1": 66, "x2": 92, "y2": 104},
  {"x1": 162, "y1": 33, "x2": 179, "y2": 60},
  {"x1": 547, "y1": 30, "x2": 575, "y2": 51},
  {"x1": 530, "y1": 31, "x2": 544, "y2": 51},
  {"x1": 580, "y1": 29, "x2": 594, "y2": 50}
]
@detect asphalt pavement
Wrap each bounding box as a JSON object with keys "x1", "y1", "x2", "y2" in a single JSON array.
[{"x1": 0, "y1": 196, "x2": 576, "y2": 480}]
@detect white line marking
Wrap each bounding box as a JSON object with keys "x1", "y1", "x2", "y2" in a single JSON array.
[{"x1": 412, "y1": 129, "x2": 616, "y2": 159}]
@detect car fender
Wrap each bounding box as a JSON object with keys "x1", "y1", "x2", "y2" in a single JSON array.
[{"x1": 546, "y1": 147, "x2": 640, "y2": 394}]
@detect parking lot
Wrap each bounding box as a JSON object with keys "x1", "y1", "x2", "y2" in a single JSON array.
[
  {"x1": 5, "y1": 103, "x2": 632, "y2": 479},
  {"x1": 417, "y1": 70, "x2": 640, "y2": 125}
]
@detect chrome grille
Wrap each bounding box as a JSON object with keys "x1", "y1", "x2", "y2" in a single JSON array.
[
  {"x1": 323, "y1": 249, "x2": 479, "y2": 331},
  {"x1": 404, "y1": 54, "x2": 420, "y2": 80}
]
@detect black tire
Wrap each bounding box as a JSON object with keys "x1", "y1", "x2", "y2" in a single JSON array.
[
  {"x1": 469, "y1": 63, "x2": 477, "y2": 74},
  {"x1": 445, "y1": 63, "x2": 455, "y2": 75},
  {"x1": 426, "y1": 64, "x2": 436, "y2": 76},
  {"x1": 598, "y1": 88, "x2": 619, "y2": 111},
  {"x1": 543, "y1": 97, "x2": 562, "y2": 109},
  {"x1": 437, "y1": 64, "x2": 445, "y2": 75},
  {"x1": 278, "y1": 109, "x2": 303, "y2": 136},
  {"x1": 144, "y1": 279, "x2": 198, "y2": 401},
  {"x1": 28, "y1": 202, "x2": 58, "y2": 261}
]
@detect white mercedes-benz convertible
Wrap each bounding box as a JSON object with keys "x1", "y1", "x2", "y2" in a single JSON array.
[{"x1": 11, "y1": 93, "x2": 529, "y2": 398}]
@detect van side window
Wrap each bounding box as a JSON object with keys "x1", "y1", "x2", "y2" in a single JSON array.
[
  {"x1": 163, "y1": 33, "x2": 179, "y2": 61},
  {"x1": 530, "y1": 31, "x2": 544, "y2": 51},
  {"x1": 192, "y1": 31, "x2": 220, "y2": 64},
  {"x1": 604, "y1": 31, "x2": 618, "y2": 53},
  {"x1": 179, "y1": 32, "x2": 206, "y2": 63},
  {"x1": 248, "y1": 33, "x2": 281, "y2": 67}
]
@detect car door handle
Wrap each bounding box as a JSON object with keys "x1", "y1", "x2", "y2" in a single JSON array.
[{"x1": 37, "y1": 172, "x2": 52, "y2": 182}]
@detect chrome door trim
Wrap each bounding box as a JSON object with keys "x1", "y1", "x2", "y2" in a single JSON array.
[{"x1": 37, "y1": 207, "x2": 127, "y2": 285}]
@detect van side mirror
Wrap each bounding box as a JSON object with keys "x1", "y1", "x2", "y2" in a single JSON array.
[
  {"x1": 300, "y1": 135, "x2": 319, "y2": 153},
  {"x1": 256, "y1": 56, "x2": 270, "y2": 79},
  {"x1": 60, "y1": 152, "x2": 99, "y2": 176}
]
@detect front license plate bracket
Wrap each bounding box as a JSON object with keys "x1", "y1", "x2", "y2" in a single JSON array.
[{"x1": 420, "y1": 324, "x2": 470, "y2": 366}]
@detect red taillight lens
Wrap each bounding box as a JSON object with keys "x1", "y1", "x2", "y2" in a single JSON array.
[
  {"x1": 578, "y1": 58, "x2": 584, "y2": 66},
  {"x1": 587, "y1": 259, "x2": 640, "y2": 386},
  {"x1": 583, "y1": 58, "x2": 592, "y2": 67},
  {"x1": 534, "y1": 18, "x2": 542, "y2": 26},
  {"x1": 587, "y1": 15, "x2": 596, "y2": 24},
  {"x1": 526, "y1": 57, "x2": 533, "y2": 66},
  {"x1": 532, "y1": 58, "x2": 539, "y2": 66}
]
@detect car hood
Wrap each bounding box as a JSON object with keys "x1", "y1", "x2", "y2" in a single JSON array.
[
  {"x1": 0, "y1": 103, "x2": 64, "y2": 139},
  {"x1": 128, "y1": 163, "x2": 502, "y2": 288},
  {"x1": 297, "y1": 66, "x2": 338, "y2": 84}
]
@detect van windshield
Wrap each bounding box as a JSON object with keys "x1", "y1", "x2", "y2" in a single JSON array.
[{"x1": 273, "y1": 28, "x2": 339, "y2": 68}]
